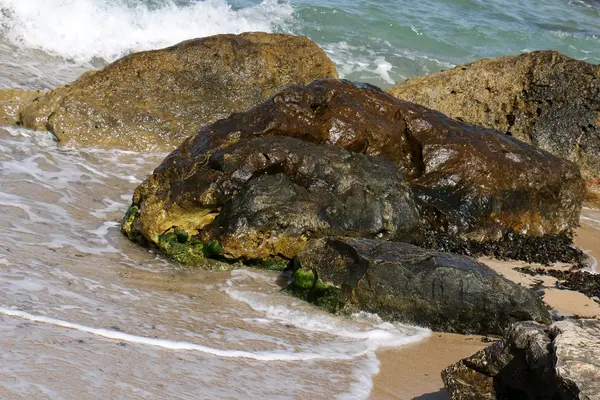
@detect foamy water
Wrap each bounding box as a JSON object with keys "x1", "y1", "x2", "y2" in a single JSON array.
[
  {"x1": 1, "y1": 0, "x2": 599, "y2": 89},
  {"x1": 0, "y1": 126, "x2": 432, "y2": 399}
]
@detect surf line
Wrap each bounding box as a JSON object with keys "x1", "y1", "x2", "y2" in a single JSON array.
[{"x1": 0, "y1": 307, "x2": 368, "y2": 361}]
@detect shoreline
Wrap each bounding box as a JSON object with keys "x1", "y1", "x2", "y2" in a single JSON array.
[
  {"x1": 371, "y1": 333, "x2": 488, "y2": 399},
  {"x1": 371, "y1": 209, "x2": 600, "y2": 399}
]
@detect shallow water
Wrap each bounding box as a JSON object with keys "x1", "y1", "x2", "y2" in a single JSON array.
[{"x1": 0, "y1": 127, "x2": 432, "y2": 399}]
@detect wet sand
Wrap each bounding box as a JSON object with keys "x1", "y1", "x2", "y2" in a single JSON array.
[{"x1": 370, "y1": 334, "x2": 488, "y2": 400}]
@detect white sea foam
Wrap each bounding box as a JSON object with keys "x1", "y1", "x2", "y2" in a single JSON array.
[
  {"x1": 225, "y1": 270, "x2": 431, "y2": 350},
  {"x1": 0, "y1": 306, "x2": 425, "y2": 363},
  {"x1": 322, "y1": 41, "x2": 399, "y2": 85},
  {"x1": 0, "y1": 0, "x2": 293, "y2": 63}
]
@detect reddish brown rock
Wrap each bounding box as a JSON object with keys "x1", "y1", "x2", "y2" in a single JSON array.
[
  {"x1": 150, "y1": 79, "x2": 583, "y2": 243},
  {"x1": 389, "y1": 51, "x2": 600, "y2": 179}
]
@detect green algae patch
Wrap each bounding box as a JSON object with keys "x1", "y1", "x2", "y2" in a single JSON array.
[
  {"x1": 121, "y1": 205, "x2": 147, "y2": 245},
  {"x1": 286, "y1": 269, "x2": 344, "y2": 314},
  {"x1": 248, "y1": 257, "x2": 289, "y2": 272},
  {"x1": 203, "y1": 240, "x2": 223, "y2": 258},
  {"x1": 157, "y1": 230, "x2": 224, "y2": 266}
]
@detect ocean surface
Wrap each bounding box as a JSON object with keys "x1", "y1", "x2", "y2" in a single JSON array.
[{"x1": 0, "y1": 0, "x2": 599, "y2": 399}]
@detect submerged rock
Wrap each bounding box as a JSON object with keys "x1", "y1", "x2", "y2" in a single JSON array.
[
  {"x1": 389, "y1": 51, "x2": 600, "y2": 179},
  {"x1": 291, "y1": 237, "x2": 550, "y2": 335},
  {"x1": 172, "y1": 79, "x2": 583, "y2": 242},
  {"x1": 123, "y1": 136, "x2": 421, "y2": 262},
  {"x1": 17, "y1": 33, "x2": 337, "y2": 151},
  {"x1": 0, "y1": 89, "x2": 44, "y2": 126},
  {"x1": 443, "y1": 319, "x2": 600, "y2": 399}
]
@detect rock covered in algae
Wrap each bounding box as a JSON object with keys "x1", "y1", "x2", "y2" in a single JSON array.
[
  {"x1": 389, "y1": 50, "x2": 600, "y2": 180},
  {"x1": 122, "y1": 135, "x2": 422, "y2": 262},
  {"x1": 291, "y1": 237, "x2": 551, "y2": 335},
  {"x1": 15, "y1": 32, "x2": 338, "y2": 151},
  {"x1": 443, "y1": 319, "x2": 600, "y2": 399},
  {"x1": 159, "y1": 79, "x2": 584, "y2": 242}
]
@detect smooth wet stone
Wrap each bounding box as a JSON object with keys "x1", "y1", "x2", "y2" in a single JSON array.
[
  {"x1": 293, "y1": 237, "x2": 551, "y2": 335},
  {"x1": 443, "y1": 319, "x2": 600, "y2": 399},
  {"x1": 123, "y1": 136, "x2": 421, "y2": 262},
  {"x1": 389, "y1": 50, "x2": 600, "y2": 180},
  {"x1": 18, "y1": 33, "x2": 338, "y2": 151},
  {"x1": 167, "y1": 79, "x2": 583, "y2": 241}
]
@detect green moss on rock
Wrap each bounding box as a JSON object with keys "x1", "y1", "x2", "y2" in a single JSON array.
[
  {"x1": 248, "y1": 257, "x2": 289, "y2": 271},
  {"x1": 121, "y1": 205, "x2": 146, "y2": 244},
  {"x1": 286, "y1": 269, "x2": 345, "y2": 314},
  {"x1": 157, "y1": 230, "x2": 224, "y2": 265}
]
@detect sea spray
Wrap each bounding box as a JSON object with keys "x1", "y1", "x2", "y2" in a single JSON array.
[{"x1": 0, "y1": 0, "x2": 293, "y2": 62}]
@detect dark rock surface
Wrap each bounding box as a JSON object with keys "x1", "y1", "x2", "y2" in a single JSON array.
[
  {"x1": 389, "y1": 51, "x2": 600, "y2": 179},
  {"x1": 292, "y1": 237, "x2": 551, "y2": 335},
  {"x1": 15, "y1": 33, "x2": 337, "y2": 151},
  {"x1": 443, "y1": 319, "x2": 600, "y2": 399},
  {"x1": 123, "y1": 136, "x2": 421, "y2": 261},
  {"x1": 170, "y1": 79, "x2": 584, "y2": 242}
]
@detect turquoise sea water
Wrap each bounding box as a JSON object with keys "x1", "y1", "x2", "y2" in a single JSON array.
[{"x1": 1, "y1": 0, "x2": 599, "y2": 88}]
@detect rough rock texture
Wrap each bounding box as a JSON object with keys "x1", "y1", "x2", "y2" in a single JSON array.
[
  {"x1": 0, "y1": 89, "x2": 44, "y2": 125},
  {"x1": 123, "y1": 136, "x2": 421, "y2": 262},
  {"x1": 586, "y1": 179, "x2": 600, "y2": 208},
  {"x1": 443, "y1": 319, "x2": 600, "y2": 399},
  {"x1": 17, "y1": 33, "x2": 338, "y2": 151},
  {"x1": 388, "y1": 51, "x2": 600, "y2": 179},
  {"x1": 292, "y1": 237, "x2": 551, "y2": 335},
  {"x1": 174, "y1": 79, "x2": 583, "y2": 241}
]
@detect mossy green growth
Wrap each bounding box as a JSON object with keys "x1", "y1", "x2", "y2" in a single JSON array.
[
  {"x1": 286, "y1": 269, "x2": 344, "y2": 314},
  {"x1": 203, "y1": 240, "x2": 223, "y2": 258},
  {"x1": 121, "y1": 205, "x2": 146, "y2": 244},
  {"x1": 250, "y1": 257, "x2": 288, "y2": 271},
  {"x1": 157, "y1": 230, "x2": 223, "y2": 265}
]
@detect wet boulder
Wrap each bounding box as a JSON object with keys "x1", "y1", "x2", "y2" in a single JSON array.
[
  {"x1": 0, "y1": 89, "x2": 44, "y2": 126},
  {"x1": 172, "y1": 79, "x2": 584, "y2": 241},
  {"x1": 443, "y1": 319, "x2": 600, "y2": 399},
  {"x1": 16, "y1": 32, "x2": 337, "y2": 151},
  {"x1": 122, "y1": 136, "x2": 421, "y2": 262},
  {"x1": 290, "y1": 237, "x2": 551, "y2": 335},
  {"x1": 389, "y1": 51, "x2": 600, "y2": 180}
]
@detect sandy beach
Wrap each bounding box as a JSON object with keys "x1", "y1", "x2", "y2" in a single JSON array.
[{"x1": 371, "y1": 334, "x2": 488, "y2": 399}]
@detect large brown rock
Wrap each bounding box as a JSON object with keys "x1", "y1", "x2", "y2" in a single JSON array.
[
  {"x1": 388, "y1": 51, "x2": 600, "y2": 179},
  {"x1": 17, "y1": 32, "x2": 338, "y2": 151},
  {"x1": 443, "y1": 319, "x2": 600, "y2": 400},
  {"x1": 123, "y1": 136, "x2": 421, "y2": 262},
  {"x1": 160, "y1": 79, "x2": 583, "y2": 242},
  {"x1": 291, "y1": 237, "x2": 551, "y2": 335}
]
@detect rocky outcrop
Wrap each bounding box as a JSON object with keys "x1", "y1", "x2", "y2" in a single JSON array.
[
  {"x1": 289, "y1": 237, "x2": 550, "y2": 335},
  {"x1": 388, "y1": 51, "x2": 600, "y2": 179},
  {"x1": 122, "y1": 136, "x2": 421, "y2": 262},
  {"x1": 0, "y1": 89, "x2": 44, "y2": 125},
  {"x1": 13, "y1": 33, "x2": 337, "y2": 151},
  {"x1": 442, "y1": 319, "x2": 600, "y2": 399},
  {"x1": 165, "y1": 79, "x2": 583, "y2": 242}
]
